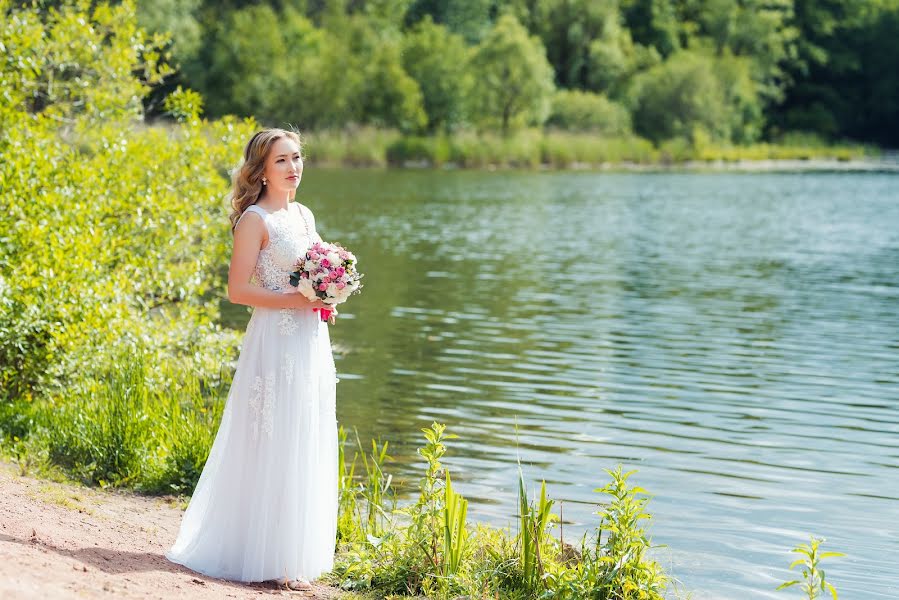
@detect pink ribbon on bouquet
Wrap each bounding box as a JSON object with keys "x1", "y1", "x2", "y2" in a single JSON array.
[{"x1": 313, "y1": 307, "x2": 333, "y2": 322}]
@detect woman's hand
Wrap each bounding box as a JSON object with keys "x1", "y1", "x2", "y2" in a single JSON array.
[
  {"x1": 285, "y1": 292, "x2": 326, "y2": 311},
  {"x1": 283, "y1": 292, "x2": 338, "y2": 322}
]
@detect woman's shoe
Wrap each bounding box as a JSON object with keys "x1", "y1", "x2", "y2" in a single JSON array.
[{"x1": 275, "y1": 576, "x2": 313, "y2": 591}]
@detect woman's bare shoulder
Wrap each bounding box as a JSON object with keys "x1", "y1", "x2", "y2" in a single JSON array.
[{"x1": 233, "y1": 209, "x2": 268, "y2": 249}]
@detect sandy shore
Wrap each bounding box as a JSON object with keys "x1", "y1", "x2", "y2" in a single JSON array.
[{"x1": 0, "y1": 465, "x2": 341, "y2": 600}]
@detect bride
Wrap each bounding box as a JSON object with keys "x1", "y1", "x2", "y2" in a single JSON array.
[{"x1": 166, "y1": 129, "x2": 338, "y2": 590}]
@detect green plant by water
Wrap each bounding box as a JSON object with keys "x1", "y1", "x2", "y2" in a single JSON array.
[
  {"x1": 330, "y1": 422, "x2": 670, "y2": 599},
  {"x1": 777, "y1": 536, "x2": 844, "y2": 600}
]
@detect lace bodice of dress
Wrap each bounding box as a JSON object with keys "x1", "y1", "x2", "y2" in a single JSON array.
[{"x1": 240, "y1": 203, "x2": 320, "y2": 292}]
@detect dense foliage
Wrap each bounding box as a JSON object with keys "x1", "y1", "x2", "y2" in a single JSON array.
[
  {"x1": 0, "y1": 0, "x2": 254, "y2": 465},
  {"x1": 134, "y1": 0, "x2": 899, "y2": 146}
]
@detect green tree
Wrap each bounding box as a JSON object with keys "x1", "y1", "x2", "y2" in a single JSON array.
[
  {"x1": 192, "y1": 5, "x2": 307, "y2": 122},
  {"x1": 359, "y1": 38, "x2": 428, "y2": 132},
  {"x1": 338, "y1": 16, "x2": 427, "y2": 131},
  {"x1": 620, "y1": 0, "x2": 681, "y2": 56},
  {"x1": 586, "y1": 1, "x2": 660, "y2": 97},
  {"x1": 510, "y1": 0, "x2": 609, "y2": 89},
  {"x1": 775, "y1": 0, "x2": 899, "y2": 145},
  {"x1": 691, "y1": 0, "x2": 798, "y2": 105},
  {"x1": 401, "y1": 16, "x2": 472, "y2": 132},
  {"x1": 188, "y1": 4, "x2": 368, "y2": 129},
  {"x1": 630, "y1": 51, "x2": 720, "y2": 143},
  {"x1": 136, "y1": 0, "x2": 203, "y2": 65},
  {"x1": 405, "y1": 0, "x2": 492, "y2": 43},
  {"x1": 469, "y1": 13, "x2": 555, "y2": 133},
  {"x1": 359, "y1": 0, "x2": 414, "y2": 31}
]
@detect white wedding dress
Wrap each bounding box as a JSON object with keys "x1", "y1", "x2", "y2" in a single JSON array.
[{"x1": 167, "y1": 202, "x2": 338, "y2": 583}]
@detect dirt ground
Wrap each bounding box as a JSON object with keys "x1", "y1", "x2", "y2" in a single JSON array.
[{"x1": 0, "y1": 464, "x2": 342, "y2": 600}]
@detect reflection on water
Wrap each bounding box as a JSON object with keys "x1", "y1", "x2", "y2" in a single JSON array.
[{"x1": 228, "y1": 170, "x2": 899, "y2": 598}]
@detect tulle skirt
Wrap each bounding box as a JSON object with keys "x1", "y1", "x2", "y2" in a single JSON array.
[{"x1": 166, "y1": 306, "x2": 338, "y2": 582}]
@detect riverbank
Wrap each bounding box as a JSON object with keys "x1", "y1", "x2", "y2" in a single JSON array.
[
  {"x1": 300, "y1": 127, "x2": 888, "y2": 171},
  {"x1": 0, "y1": 464, "x2": 341, "y2": 600}
]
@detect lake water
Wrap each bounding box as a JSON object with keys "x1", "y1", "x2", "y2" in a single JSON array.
[{"x1": 232, "y1": 169, "x2": 899, "y2": 598}]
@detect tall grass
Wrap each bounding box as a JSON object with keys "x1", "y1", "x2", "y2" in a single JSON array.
[
  {"x1": 386, "y1": 130, "x2": 657, "y2": 168},
  {"x1": 337, "y1": 427, "x2": 396, "y2": 543},
  {"x1": 304, "y1": 126, "x2": 400, "y2": 167},
  {"x1": 5, "y1": 354, "x2": 228, "y2": 493},
  {"x1": 329, "y1": 422, "x2": 670, "y2": 599},
  {"x1": 303, "y1": 127, "x2": 872, "y2": 170}
]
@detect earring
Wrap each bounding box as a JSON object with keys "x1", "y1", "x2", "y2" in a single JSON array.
[{"x1": 262, "y1": 177, "x2": 267, "y2": 185}]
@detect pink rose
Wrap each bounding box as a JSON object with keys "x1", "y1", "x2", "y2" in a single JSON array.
[
  {"x1": 336, "y1": 282, "x2": 346, "y2": 290},
  {"x1": 321, "y1": 258, "x2": 330, "y2": 268},
  {"x1": 309, "y1": 252, "x2": 320, "y2": 260},
  {"x1": 318, "y1": 283, "x2": 328, "y2": 291},
  {"x1": 334, "y1": 267, "x2": 345, "y2": 277}
]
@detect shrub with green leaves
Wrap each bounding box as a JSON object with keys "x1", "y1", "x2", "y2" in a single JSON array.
[
  {"x1": 547, "y1": 90, "x2": 633, "y2": 136},
  {"x1": 0, "y1": 0, "x2": 254, "y2": 413}
]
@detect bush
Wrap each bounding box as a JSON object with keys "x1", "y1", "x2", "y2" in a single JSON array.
[
  {"x1": 546, "y1": 90, "x2": 633, "y2": 136},
  {"x1": 0, "y1": 1, "x2": 252, "y2": 411},
  {"x1": 630, "y1": 50, "x2": 763, "y2": 144},
  {"x1": 630, "y1": 51, "x2": 726, "y2": 143},
  {"x1": 386, "y1": 136, "x2": 452, "y2": 166}
]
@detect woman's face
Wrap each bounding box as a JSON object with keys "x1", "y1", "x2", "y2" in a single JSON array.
[{"x1": 262, "y1": 136, "x2": 303, "y2": 195}]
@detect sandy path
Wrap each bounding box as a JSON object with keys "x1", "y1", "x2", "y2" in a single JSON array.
[{"x1": 0, "y1": 465, "x2": 341, "y2": 599}]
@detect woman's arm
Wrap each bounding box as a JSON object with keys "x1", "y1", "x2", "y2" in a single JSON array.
[{"x1": 227, "y1": 212, "x2": 325, "y2": 310}]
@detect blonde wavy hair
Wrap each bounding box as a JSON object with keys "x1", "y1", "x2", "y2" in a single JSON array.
[{"x1": 228, "y1": 128, "x2": 303, "y2": 231}]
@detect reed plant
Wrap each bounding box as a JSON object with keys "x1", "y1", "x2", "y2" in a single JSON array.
[
  {"x1": 337, "y1": 426, "x2": 362, "y2": 542},
  {"x1": 517, "y1": 475, "x2": 555, "y2": 593},
  {"x1": 301, "y1": 126, "x2": 870, "y2": 170},
  {"x1": 304, "y1": 127, "x2": 400, "y2": 167},
  {"x1": 443, "y1": 469, "x2": 469, "y2": 577}
]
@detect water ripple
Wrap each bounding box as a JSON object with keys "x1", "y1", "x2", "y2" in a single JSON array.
[{"x1": 303, "y1": 170, "x2": 899, "y2": 599}]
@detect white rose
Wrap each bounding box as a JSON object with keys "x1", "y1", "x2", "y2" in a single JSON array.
[
  {"x1": 296, "y1": 278, "x2": 316, "y2": 299},
  {"x1": 327, "y1": 252, "x2": 341, "y2": 265},
  {"x1": 326, "y1": 283, "x2": 338, "y2": 297}
]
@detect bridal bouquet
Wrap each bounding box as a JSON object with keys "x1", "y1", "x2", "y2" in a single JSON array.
[{"x1": 289, "y1": 241, "x2": 363, "y2": 322}]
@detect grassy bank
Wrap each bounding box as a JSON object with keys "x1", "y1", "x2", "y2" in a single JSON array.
[
  {"x1": 0, "y1": 360, "x2": 672, "y2": 599},
  {"x1": 303, "y1": 127, "x2": 877, "y2": 169},
  {"x1": 1, "y1": 357, "x2": 849, "y2": 599}
]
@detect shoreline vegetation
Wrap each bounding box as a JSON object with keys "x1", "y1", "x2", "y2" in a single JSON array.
[
  {"x1": 1, "y1": 356, "x2": 673, "y2": 598},
  {"x1": 298, "y1": 127, "x2": 889, "y2": 172}
]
